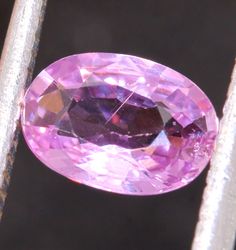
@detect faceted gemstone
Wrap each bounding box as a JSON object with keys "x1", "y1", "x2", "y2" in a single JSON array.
[{"x1": 21, "y1": 53, "x2": 218, "y2": 195}]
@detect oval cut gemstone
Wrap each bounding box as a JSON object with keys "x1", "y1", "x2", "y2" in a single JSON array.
[{"x1": 21, "y1": 53, "x2": 218, "y2": 195}]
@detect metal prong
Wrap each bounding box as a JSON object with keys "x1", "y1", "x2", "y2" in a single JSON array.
[
  {"x1": 0, "y1": 0, "x2": 47, "y2": 218},
  {"x1": 192, "y1": 60, "x2": 236, "y2": 250}
]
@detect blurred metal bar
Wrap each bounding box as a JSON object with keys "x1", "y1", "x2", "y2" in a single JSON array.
[
  {"x1": 192, "y1": 59, "x2": 236, "y2": 250},
  {"x1": 0, "y1": 0, "x2": 47, "y2": 218}
]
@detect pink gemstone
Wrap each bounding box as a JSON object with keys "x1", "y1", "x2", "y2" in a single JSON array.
[{"x1": 21, "y1": 53, "x2": 218, "y2": 195}]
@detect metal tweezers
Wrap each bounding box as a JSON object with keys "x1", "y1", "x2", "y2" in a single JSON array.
[{"x1": 0, "y1": 1, "x2": 235, "y2": 249}]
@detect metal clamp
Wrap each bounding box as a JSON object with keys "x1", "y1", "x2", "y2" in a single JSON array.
[{"x1": 0, "y1": 0, "x2": 47, "y2": 218}]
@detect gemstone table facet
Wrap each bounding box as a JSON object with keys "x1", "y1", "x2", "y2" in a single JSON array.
[{"x1": 21, "y1": 53, "x2": 218, "y2": 195}]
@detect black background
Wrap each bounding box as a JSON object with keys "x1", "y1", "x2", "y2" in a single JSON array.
[{"x1": 0, "y1": 1, "x2": 236, "y2": 250}]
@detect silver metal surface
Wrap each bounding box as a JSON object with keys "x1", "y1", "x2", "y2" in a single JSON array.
[
  {"x1": 0, "y1": 0, "x2": 47, "y2": 218},
  {"x1": 192, "y1": 60, "x2": 236, "y2": 250}
]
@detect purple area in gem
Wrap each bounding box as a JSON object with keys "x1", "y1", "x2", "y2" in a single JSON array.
[{"x1": 66, "y1": 85, "x2": 163, "y2": 149}]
